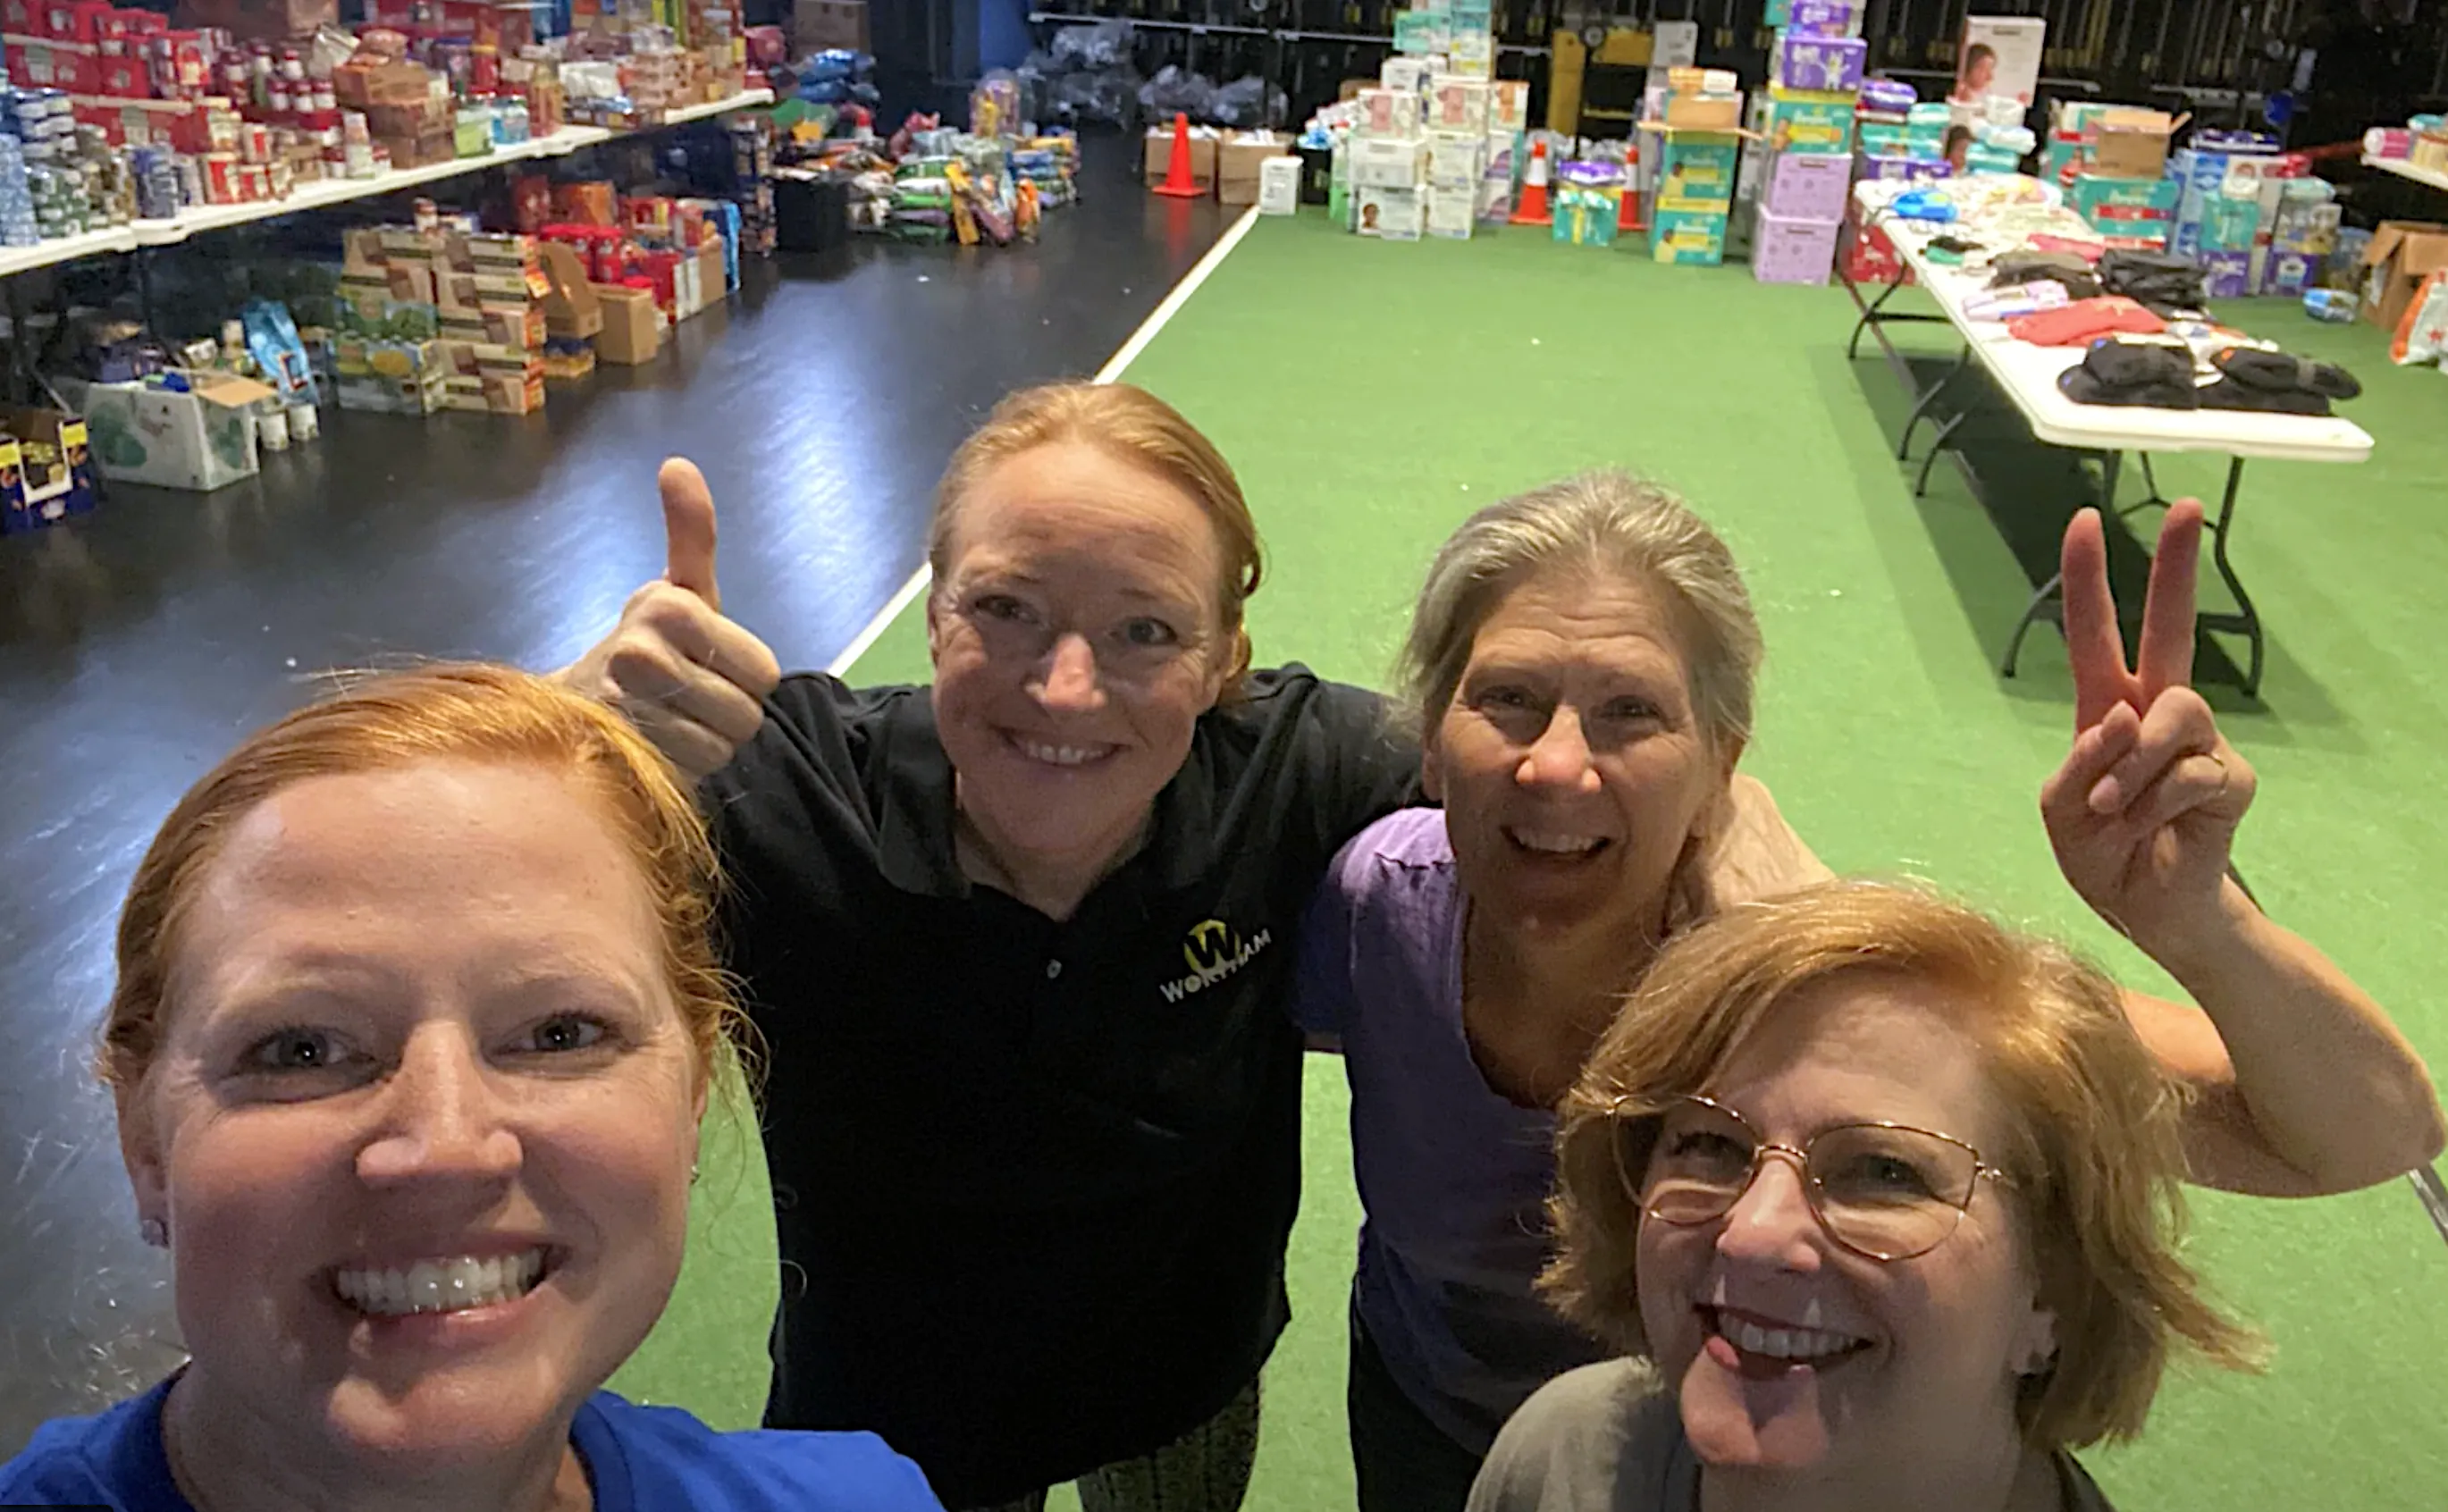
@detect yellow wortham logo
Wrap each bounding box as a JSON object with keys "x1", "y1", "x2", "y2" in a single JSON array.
[{"x1": 1162, "y1": 918, "x2": 1273, "y2": 1004}]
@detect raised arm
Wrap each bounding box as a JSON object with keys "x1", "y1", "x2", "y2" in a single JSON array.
[
  {"x1": 2040, "y1": 502, "x2": 2444, "y2": 1196},
  {"x1": 554, "y1": 458, "x2": 783, "y2": 780}
]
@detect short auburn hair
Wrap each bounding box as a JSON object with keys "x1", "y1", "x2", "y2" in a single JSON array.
[
  {"x1": 1544, "y1": 881, "x2": 2261, "y2": 1451},
  {"x1": 930, "y1": 381, "x2": 1265, "y2": 685},
  {"x1": 100, "y1": 662, "x2": 747, "y2": 1095}
]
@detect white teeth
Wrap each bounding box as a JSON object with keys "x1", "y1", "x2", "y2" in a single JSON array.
[
  {"x1": 1720, "y1": 1315, "x2": 1865, "y2": 1361},
  {"x1": 1017, "y1": 739, "x2": 1107, "y2": 767},
  {"x1": 1510, "y1": 828, "x2": 1603, "y2": 855},
  {"x1": 1711, "y1": 1276, "x2": 1730, "y2": 1308},
  {"x1": 335, "y1": 1248, "x2": 547, "y2": 1317}
]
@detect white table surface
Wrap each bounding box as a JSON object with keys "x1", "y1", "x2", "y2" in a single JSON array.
[{"x1": 1851, "y1": 178, "x2": 2374, "y2": 465}]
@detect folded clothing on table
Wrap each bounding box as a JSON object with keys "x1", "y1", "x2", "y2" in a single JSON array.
[
  {"x1": 2057, "y1": 337, "x2": 2200, "y2": 408},
  {"x1": 2008, "y1": 296, "x2": 2166, "y2": 346},
  {"x1": 2195, "y1": 347, "x2": 2360, "y2": 416},
  {"x1": 2097, "y1": 249, "x2": 2208, "y2": 318}
]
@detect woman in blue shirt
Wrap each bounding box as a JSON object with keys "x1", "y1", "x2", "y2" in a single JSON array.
[{"x1": 0, "y1": 664, "x2": 944, "y2": 1512}]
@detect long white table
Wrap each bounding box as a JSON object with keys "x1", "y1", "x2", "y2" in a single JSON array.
[
  {"x1": 1840, "y1": 178, "x2": 2374, "y2": 697},
  {"x1": 2365, "y1": 153, "x2": 2448, "y2": 195},
  {"x1": 0, "y1": 88, "x2": 772, "y2": 273}
]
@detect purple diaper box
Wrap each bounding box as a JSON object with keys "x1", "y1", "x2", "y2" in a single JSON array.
[
  {"x1": 2261, "y1": 248, "x2": 2319, "y2": 298},
  {"x1": 1858, "y1": 153, "x2": 1952, "y2": 183},
  {"x1": 2199, "y1": 250, "x2": 2253, "y2": 300},
  {"x1": 1784, "y1": 0, "x2": 1856, "y2": 37},
  {"x1": 1766, "y1": 151, "x2": 1852, "y2": 222},
  {"x1": 1773, "y1": 33, "x2": 1866, "y2": 93},
  {"x1": 1754, "y1": 209, "x2": 1844, "y2": 285}
]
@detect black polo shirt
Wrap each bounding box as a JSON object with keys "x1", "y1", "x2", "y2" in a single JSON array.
[{"x1": 702, "y1": 664, "x2": 1419, "y2": 1507}]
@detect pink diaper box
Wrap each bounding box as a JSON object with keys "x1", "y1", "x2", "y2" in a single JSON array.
[
  {"x1": 1772, "y1": 32, "x2": 1865, "y2": 93},
  {"x1": 1764, "y1": 151, "x2": 1851, "y2": 223},
  {"x1": 1753, "y1": 208, "x2": 1844, "y2": 285}
]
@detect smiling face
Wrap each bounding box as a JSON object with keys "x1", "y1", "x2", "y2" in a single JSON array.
[
  {"x1": 1426, "y1": 567, "x2": 1735, "y2": 948},
  {"x1": 1634, "y1": 974, "x2": 2055, "y2": 1475},
  {"x1": 927, "y1": 439, "x2": 1235, "y2": 882},
  {"x1": 121, "y1": 759, "x2": 704, "y2": 1472}
]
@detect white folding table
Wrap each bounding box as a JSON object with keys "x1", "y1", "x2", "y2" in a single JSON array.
[{"x1": 1839, "y1": 180, "x2": 2374, "y2": 697}]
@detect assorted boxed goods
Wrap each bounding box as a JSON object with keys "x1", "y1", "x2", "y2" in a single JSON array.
[
  {"x1": 1733, "y1": 0, "x2": 1858, "y2": 283},
  {"x1": 2360, "y1": 113, "x2": 2447, "y2": 177},
  {"x1": 0, "y1": 404, "x2": 97, "y2": 531}
]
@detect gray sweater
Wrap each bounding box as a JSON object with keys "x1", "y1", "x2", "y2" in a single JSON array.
[{"x1": 1466, "y1": 1358, "x2": 2119, "y2": 1512}]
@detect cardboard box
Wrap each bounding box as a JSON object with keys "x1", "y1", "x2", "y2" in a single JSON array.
[
  {"x1": 2360, "y1": 222, "x2": 2448, "y2": 333},
  {"x1": 1761, "y1": 86, "x2": 1855, "y2": 154},
  {"x1": 539, "y1": 243, "x2": 604, "y2": 339},
  {"x1": 1142, "y1": 126, "x2": 1217, "y2": 192},
  {"x1": 1350, "y1": 135, "x2": 1426, "y2": 189},
  {"x1": 791, "y1": 0, "x2": 864, "y2": 54},
  {"x1": 1657, "y1": 134, "x2": 1741, "y2": 207},
  {"x1": 1258, "y1": 155, "x2": 1300, "y2": 215},
  {"x1": 1771, "y1": 33, "x2": 1864, "y2": 93},
  {"x1": 592, "y1": 284, "x2": 662, "y2": 364},
  {"x1": 1355, "y1": 87, "x2": 1420, "y2": 139},
  {"x1": 1355, "y1": 184, "x2": 1424, "y2": 239},
  {"x1": 333, "y1": 336, "x2": 446, "y2": 415},
  {"x1": 1663, "y1": 92, "x2": 1742, "y2": 130},
  {"x1": 1951, "y1": 14, "x2": 2045, "y2": 110},
  {"x1": 1218, "y1": 133, "x2": 1291, "y2": 206},
  {"x1": 1650, "y1": 206, "x2": 1729, "y2": 265},
  {"x1": 1765, "y1": 150, "x2": 1851, "y2": 221},
  {"x1": 1753, "y1": 209, "x2": 1842, "y2": 283},
  {"x1": 76, "y1": 374, "x2": 273, "y2": 491},
  {"x1": 1426, "y1": 185, "x2": 1476, "y2": 239},
  {"x1": 1427, "y1": 75, "x2": 1488, "y2": 136},
  {"x1": 2090, "y1": 107, "x2": 2177, "y2": 179},
  {"x1": 1489, "y1": 78, "x2": 1530, "y2": 133},
  {"x1": 0, "y1": 406, "x2": 97, "y2": 530},
  {"x1": 1425, "y1": 134, "x2": 1484, "y2": 190}
]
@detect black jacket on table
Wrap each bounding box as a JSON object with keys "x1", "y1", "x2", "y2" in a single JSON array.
[{"x1": 702, "y1": 664, "x2": 1421, "y2": 1508}]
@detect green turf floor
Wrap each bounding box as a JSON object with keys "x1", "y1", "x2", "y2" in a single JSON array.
[{"x1": 623, "y1": 209, "x2": 2448, "y2": 1508}]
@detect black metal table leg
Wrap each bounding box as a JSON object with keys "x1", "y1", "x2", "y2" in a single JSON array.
[
  {"x1": 2193, "y1": 457, "x2": 2262, "y2": 696},
  {"x1": 1914, "y1": 412, "x2": 1970, "y2": 498},
  {"x1": 2004, "y1": 449, "x2": 2124, "y2": 678},
  {"x1": 1846, "y1": 275, "x2": 1905, "y2": 361},
  {"x1": 1898, "y1": 343, "x2": 1971, "y2": 461}
]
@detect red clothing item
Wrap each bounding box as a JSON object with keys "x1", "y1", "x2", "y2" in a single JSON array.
[{"x1": 2007, "y1": 296, "x2": 2168, "y2": 346}]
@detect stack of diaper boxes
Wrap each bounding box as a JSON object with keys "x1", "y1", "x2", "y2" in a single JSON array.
[{"x1": 1744, "y1": 0, "x2": 1861, "y2": 283}]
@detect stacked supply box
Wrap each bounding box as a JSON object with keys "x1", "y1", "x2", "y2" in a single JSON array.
[
  {"x1": 1347, "y1": 71, "x2": 1424, "y2": 239},
  {"x1": 2166, "y1": 129, "x2": 2278, "y2": 257},
  {"x1": 1645, "y1": 74, "x2": 1743, "y2": 265},
  {"x1": 1850, "y1": 78, "x2": 1944, "y2": 185},
  {"x1": 1476, "y1": 77, "x2": 1527, "y2": 223},
  {"x1": 1424, "y1": 71, "x2": 1488, "y2": 238},
  {"x1": 2065, "y1": 107, "x2": 2179, "y2": 251},
  {"x1": 435, "y1": 231, "x2": 548, "y2": 415},
  {"x1": 1741, "y1": 0, "x2": 1857, "y2": 281}
]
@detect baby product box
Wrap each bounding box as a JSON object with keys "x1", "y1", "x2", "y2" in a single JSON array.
[
  {"x1": 1350, "y1": 135, "x2": 1427, "y2": 189},
  {"x1": 1753, "y1": 208, "x2": 1842, "y2": 284},
  {"x1": 1951, "y1": 15, "x2": 2044, "y2": 112},
  {"x1": 1426, "y1": 133, "x2": 1484, "y2": 190},
  {"x1": 1656, "y1": 133, "x2": 1740, "y2": 206},
  {"x1": 1426, "y1": 185, "x2": 1476, "y2": 239},
  {"x1": 1771, "y1": 33, "x2": 1864, "y2": 93},
  {"x1": 74, "y1": 374, "x2": 271, "y2": 491},
  {"x1": 2199, "y1": 250, "x2": 2252, "y2": 299},
  {"x1": 1761, "y1": 86, "x2": 1855, "y2": 154},
  {"x1": 1765, "y1": 150, "x2": 1851, "y2": 222},
  {"x1": 1356, "y1": 183, "x2": 1424, "y2": 239},
  {"x1": 1257, "y1": 155, "x2": 1300, "y2": 215},
  {"x1": 1651, "y1": 205, "x2": 1728, "y2": 265}
]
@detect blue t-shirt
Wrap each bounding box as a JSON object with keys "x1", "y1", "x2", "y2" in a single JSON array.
[
  {"x1": 0, "y1": 1376, "x2": 945, "y2": 1511},
  {"x1": 1291, "y1": 808, "x2": 1611, "y2": 1457}
]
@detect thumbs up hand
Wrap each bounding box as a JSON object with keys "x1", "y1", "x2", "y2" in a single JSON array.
[{"x1": 556, "y1": 458, "x2": 783, "y2": 781}]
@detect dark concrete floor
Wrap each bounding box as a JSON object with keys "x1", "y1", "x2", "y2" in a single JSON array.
[{"x1": 0, "y1": 135, "x2": 1231, "y2": 1454}]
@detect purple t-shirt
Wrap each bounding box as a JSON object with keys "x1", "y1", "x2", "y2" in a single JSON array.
[{"x1": 1293, "y1": 808, "x2": 1610, "y2": 1455}]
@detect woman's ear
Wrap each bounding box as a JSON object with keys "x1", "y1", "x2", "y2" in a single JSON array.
[{"x1": 115, "y1": 1080, "x2": 168, "y2": 1240}]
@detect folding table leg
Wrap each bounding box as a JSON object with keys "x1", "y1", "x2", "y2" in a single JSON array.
[
  {"x1": 2194, "y1": 458, "x2": 2263, "y2": 697},
  {"x1": 1846, "y1": 278, "x2": 1905, "y2": 362},
  {"x1": 2003, "y1": 450, "x2": 2124, "y2": 678},
  {"x1": 1914, "y1": 413, "x2": 1969, "y2": 498},
  {"x1": 1897, "y1": 344, "x2": 1971, "y2": 461}
]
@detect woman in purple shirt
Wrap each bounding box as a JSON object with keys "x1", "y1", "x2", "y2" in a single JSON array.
[{"x1": 1291, "y1": 470, "x2": 2443, "y2": 1512}]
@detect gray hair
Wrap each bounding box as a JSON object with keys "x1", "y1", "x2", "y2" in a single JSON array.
[{"x1": 1395, "y1": 470, "x2": 1762, "y2": 754}]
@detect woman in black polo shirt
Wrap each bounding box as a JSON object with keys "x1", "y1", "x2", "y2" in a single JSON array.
[{"x1": 557, "y1": 382, "x2": 1440, "y2": 1512}]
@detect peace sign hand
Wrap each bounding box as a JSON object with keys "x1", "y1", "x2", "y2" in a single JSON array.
[
  {"x1": 2038, "y1": 500, "x2": 2256, "y2": 956},
  {"x1": 555, "y1": 458, "x2": 783, "y2": 781}
]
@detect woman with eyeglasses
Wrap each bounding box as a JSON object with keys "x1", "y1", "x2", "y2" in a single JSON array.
[
  {"x1": 1292, "y1": 472, "x2": 2441, "y2": 1512},
  {"x1": 1470, "y1": 880, "x2": 2259, "y2": 1511}
]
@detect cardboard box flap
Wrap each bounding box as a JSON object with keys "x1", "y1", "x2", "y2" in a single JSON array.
[
  {"x1": 2362, "y1": 221, "x2": 2448, "y2": 267},
  {"x1": 192, "y1": 373, "x2": 278, "y2": 407},
  {"x1": 2096, "y1": 106, "x2": 2182, "y2": 137}
]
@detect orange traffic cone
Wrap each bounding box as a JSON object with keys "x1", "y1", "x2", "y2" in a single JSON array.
[
  {"x1": 1617, "y1": 149, "x2": 1645, "y2": 234},
  {"x1": 1510, "y1": 137, "x2": 1552, "y2": 225},
  {"x1": 1151, "y1": 112, "x2": 1207, "y2": 198}
]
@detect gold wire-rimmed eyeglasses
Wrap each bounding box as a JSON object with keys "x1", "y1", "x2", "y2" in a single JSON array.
[{"x1": 1609, "y1": 1092, "x2": 2014, "y2": 1263}]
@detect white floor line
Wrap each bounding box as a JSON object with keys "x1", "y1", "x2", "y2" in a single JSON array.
[{"x1": 825, "y1": 205, "x2": 1265, "y2": 680}]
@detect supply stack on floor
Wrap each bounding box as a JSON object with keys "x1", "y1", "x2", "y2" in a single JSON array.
[
  {"x1": 1741, "y1": 0, "x2": 1863, "y2": 285},
  {"x1": 1637, "y1": 67, "x2": 1743, "y2": 266}
]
